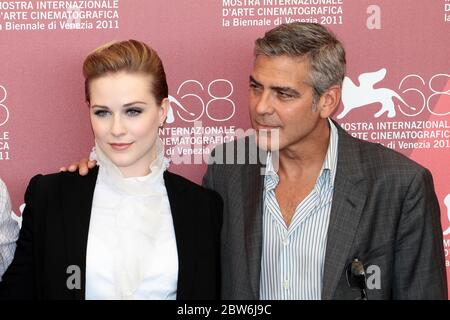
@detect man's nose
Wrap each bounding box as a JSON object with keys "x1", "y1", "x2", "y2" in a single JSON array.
[{"x1": 254, "y1": 91, "x2": 274, "y2": 115}]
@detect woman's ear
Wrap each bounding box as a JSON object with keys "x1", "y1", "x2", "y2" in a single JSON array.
[{"x1": 159, "y1": 98, "x2": 170, "y2": 126}]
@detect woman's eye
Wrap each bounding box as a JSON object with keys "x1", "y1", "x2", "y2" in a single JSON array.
[
  {"x1": 94, "y1": 110, "x2": 109, "y2": 117},
  {"x1": 126, "y1": 108, "x2": 142, "y2": 117}
]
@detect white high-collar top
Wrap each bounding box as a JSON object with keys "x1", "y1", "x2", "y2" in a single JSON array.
[{"x1": 85, "y1": 140, "x2": 178, "y2": 300}]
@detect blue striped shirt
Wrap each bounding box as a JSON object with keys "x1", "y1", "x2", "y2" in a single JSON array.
[{"x1": 260, "y1": 119, "x2": 338, "y2": 300}]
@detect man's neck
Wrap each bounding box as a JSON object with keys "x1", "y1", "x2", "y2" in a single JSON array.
[{"x1": 277, "y1": 120, "x2": 330, "y2": 181}]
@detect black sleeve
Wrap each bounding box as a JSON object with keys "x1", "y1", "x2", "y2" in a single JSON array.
[{"x1": 209, "y1": 188, "x2": 223, "y2": 300}]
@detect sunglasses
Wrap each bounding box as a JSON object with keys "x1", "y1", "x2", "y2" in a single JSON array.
[{"x1": 346, "y1": 258, "x2": 368, "y2": 300}]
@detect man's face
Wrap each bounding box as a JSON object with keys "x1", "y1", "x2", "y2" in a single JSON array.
[{"x1": 249, "y1": 55, "x2": 324, "y2": 152}]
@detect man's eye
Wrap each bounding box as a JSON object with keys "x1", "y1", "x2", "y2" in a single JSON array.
[
  {"x1": 278, "y1": 92, "x2": 293, "y2": 99},
  {"x1": 126, "y1": 108, "x2": 142, "y2": 117},
  {"x1": 94, "y1": 110, "x2": 109, "y2": 117},
  {"x1": 250, "y1": 83, "x2": 262, "y2": 91}
]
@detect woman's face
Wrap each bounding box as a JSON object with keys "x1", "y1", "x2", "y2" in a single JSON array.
[{"x1": 89, "y1": 71, "x2": 168, "y2": 177}]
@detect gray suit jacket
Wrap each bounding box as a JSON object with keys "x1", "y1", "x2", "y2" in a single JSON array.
[{"x1": 203, "y1": 123, "x2": 447, "y2": 300}]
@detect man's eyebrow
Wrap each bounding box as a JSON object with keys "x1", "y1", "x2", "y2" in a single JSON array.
[
  {"x1": 249, "y1": 76, "x2": 262, "y2": 86},
  {"x1": 270, "y1": 86, "x2": 300, "y2": 96},
  {"x1": 250, "y1": 75, "x2": 299, "y2": 94},
  {"x1": 250, "y1": 75, "x2": 300, "y2": 96}
]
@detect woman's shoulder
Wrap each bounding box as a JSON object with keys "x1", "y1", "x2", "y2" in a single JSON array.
[
  {"x1": 164, "y1": 171, "x2": 223, "y2": 227},
  {"x1": 164, "y1": 170, "x2": 204, "y2": 191},
  {"x1": 27, "y1": 166, "x2": 99, "y2": 193},
  {"x1": 164, "y1": 170, "x2": 221, "y2": 200}
]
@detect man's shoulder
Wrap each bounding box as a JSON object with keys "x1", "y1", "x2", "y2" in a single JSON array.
[
  {"x1": 0, "y1": 178, "x2": 11, "y2": 215},
  {"x1": 0, "y1": 177, "x2": 8, "y2": 197},
  {"x1": 339, "y1": 128, "x2": 428, "y2": 176},
  {"x1": 209, "y1": 135, "x2": 254, "y2": 153},
  {"x1": 207, "y1": 135, "x2": 264, "y2": 167}
]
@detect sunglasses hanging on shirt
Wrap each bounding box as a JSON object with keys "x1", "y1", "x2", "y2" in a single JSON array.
[{"x1": 346, "y1": 258, "x2": 368, "y2": 300}]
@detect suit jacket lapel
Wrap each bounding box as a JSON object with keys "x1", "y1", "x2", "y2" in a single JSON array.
[
  {"x1": 242, "y1": 139, "x2": 267, "y2": 300},
  {"x1": 322, "y1": 125, "x2": 367, "y2": 300},
  {"x1": 243, "y1": 162, "x2": 264, "y2": 300},
  {"x1": 164, "y1": 171, "x2": 195, "y2": 300},
  {"x1": 61, "y1": 167, "x2": 98, "y2": 300}
]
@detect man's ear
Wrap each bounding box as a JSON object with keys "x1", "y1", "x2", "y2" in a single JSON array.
[{"x1": 318, "y1": 85, "x2": 341, "y2": 118}]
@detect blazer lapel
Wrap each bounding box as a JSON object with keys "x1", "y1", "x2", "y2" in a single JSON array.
[
  {"x1": 243, "y1": 163, "x2": 264, "y2": 300},
  {"x1": 242, "y1": 140, "x2": 267, "y2": 300},
  {"x1": 322, "y1": 126, "x2": 367, "y2": 300},
  {"x1": 61, "y1": 167, "x2": 98, "y2": 300},
  {"x1": 164, "y1": 171, "x2": 195, "y2": 300}
]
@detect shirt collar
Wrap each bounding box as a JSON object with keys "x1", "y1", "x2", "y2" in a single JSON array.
[
  {"x1": 322, "y1": 118, "x2": 339, "y2": 189},
  {"x1": 94, "y1": 137, "x2": 169, "y2": 196},
  {"x1": 264, "y1": 152, "x2": 279, "y2": 191}
]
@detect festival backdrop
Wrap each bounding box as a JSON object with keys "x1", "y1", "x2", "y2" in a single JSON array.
[{"x1": 0, "y1": 0, "x2": 449, "y2": 294}]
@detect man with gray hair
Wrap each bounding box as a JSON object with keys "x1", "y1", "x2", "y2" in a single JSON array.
[
  {"x1": 0, "y1": 178, "x2": 19, "y2": 281},
  {"x1": 203, "y1": 22, "x2": 447, "y2": 300}
]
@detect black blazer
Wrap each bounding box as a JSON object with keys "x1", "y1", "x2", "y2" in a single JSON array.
[{"x1": 0, "y1": 167, "x2": 222, "y2": 300}]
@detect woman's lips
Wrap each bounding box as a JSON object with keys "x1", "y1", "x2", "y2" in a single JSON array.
[{"x1": 109, "y1": 142, "x2": 133, "y2": 151}]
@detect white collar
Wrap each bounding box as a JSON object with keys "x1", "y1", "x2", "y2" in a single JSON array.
[{"x1": 93, "y1": 138, "x2": 170, "y2": 196}]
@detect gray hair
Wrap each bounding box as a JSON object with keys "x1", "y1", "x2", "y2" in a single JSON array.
[{"x1": 254, "y1": 22, "x2": 346, "y2": 100}]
